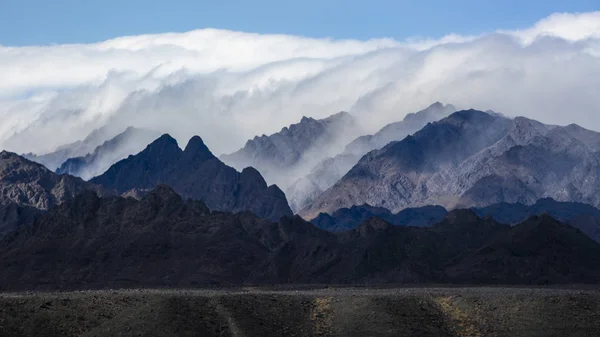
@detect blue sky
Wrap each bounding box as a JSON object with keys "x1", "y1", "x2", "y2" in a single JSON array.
[{"x1": 0, "y1": 0, "x2": 598, "y2": 45}]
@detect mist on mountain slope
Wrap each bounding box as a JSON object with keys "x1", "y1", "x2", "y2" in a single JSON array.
[{"x1": 0, "y1": 12, "x2": 599, "y2": 160}]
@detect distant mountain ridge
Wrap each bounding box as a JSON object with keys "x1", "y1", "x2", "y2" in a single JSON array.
[
  {"x1": 23, "y1": 125, "x2": 121, "y2": 171},
  {"x1": 300, "y1": 109, "x2": 600, "y2": 219},
  {"x1": 90, "y1": 134, "x2": 293, "y2": 221},
  {"x1": 311, "y1": 197, "x2": 600, "y2": 243},
  {"x1": 287, "y1": 102, "x2": 456, "y2": 212},
  {"x1": 56, "y1": 127, "x2": 162, "y2": 180},
  {"x1": 311, "y1": 204, "x2": 448, "y2": 232},
  {"x1": 221, "y1": 111, "x2": 358, "y2": 189}
]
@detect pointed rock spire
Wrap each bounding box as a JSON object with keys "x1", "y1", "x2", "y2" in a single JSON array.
[{"x1": 182, "y1": 135, "x2": 215, "y2": 162}]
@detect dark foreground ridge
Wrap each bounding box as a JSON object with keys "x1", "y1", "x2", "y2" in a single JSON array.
[
  {"x1": 2, "y1": 287, "x2": 600, "y2": 337},
  {"x1": 2, "y1": 186, "x2": 600, "y2": 290}
]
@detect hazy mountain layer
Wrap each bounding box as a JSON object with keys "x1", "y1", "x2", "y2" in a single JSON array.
[
  {"x1": 90, "y1": 134, "x2": 292, "y2": 221},
  {"x1": 287, "y1": 102, "x2": 456, "y2": 212},
  {"x1": 22, "y1": 125, "x2": 122, "y2": 171},
  {"x1": 300, "y1": 109, "x2": 600, "y2": 219},
  {"x1": 221, "y1": 111, "x2": 358, "y2": 189},
  {"x1": 56, "y1": 127, "x2": 162, "y2": 180}
]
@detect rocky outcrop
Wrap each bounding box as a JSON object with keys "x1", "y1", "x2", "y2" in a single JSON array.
[
  {"x1": 90, "y1": 134, "x2": 292, "y2": 221},
  {"x1": 56, "y1": 127, "x2": 161, "y2": 180},
  {"x1": 0, "y1": 151, "x2": 107, "y2": 210}
]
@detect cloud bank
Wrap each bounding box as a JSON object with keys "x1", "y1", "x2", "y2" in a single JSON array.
[{"x1": 1, "y1": 11, "x2": 599, "y2": 156}]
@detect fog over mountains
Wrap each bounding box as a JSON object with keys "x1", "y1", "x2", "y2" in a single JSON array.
[
  {"x1": 220, "y1": 111, "x2": 359, "y2": 190},
  {"x1": 55, "y1": 127, "x2": 162, "y2": 180},
  {"x1": 3, "y1": 99, "x2": 600, "y2": 288},
  {"x1": 2, "y1": 12, "x2": 600, "y2": 159},
  {"x1": 286, "y1": 102, "x2": 456, "y2": 212},
  {"x1": 299, "y1": 109, "x2": 600, "y2": 219}
]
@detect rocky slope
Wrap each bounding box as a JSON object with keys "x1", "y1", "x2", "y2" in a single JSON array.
[
  {"x1": 0, "y1": 203, "x2": 41, "y2": 239},
  {"x1": 447, "y1": 214, "x2": 600, "y2": 284},
  {"x1": 300, "y1": 110, "x2": 600, "y2": 219},
  {"x1": 345, "y1": 102, "x2": 457, "y2": 156},
  {"x1": 56, "y1": 127, "x2": 161, "y2": 180},
  {"x1": 287, "y1": 102, "x2": 456, "y2": 212},
  {"x1": 90, "y1": 134, "x2": 292, "y2": 221},
  {"x1": 300, "y1": 109, "x2": 512, "y2": 218},
  {"x1": 221, "y1": 111, "x2": 358, "y2": 189},
  {"x1": 0, "y1": 151, "x2": 106, "y2": 210},
  {"x1": 1, "y1": 188, "x2": 600, "y2": 290}
]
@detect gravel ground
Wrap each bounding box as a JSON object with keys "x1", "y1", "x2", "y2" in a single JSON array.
[{"x1": 1, "y1": 287, "x2": 600, "y2": 337}]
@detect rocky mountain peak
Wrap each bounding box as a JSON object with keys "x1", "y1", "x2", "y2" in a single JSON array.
[
  {"x1": 182, "y1": 135, "x2": 215, "y2": 162},
  {"x1": 139, "y1": 134, "x2": 182, "y2": 160},
  {"x1": 240, "y1": 167, "x2": 268, "y2": 188},
  {"x1": 90, "y1": 134, "x2": 293, "y2": 221},
  {"x1": 441, "y1": 109, "x2": 493, "y2": 127},
  {"x1": 300, "y1": 116, "x2": 314, "y2": 123},
  {"x1": 150, "y1": 133, "x2": 179, "y2": 148},
  {"x1": 321, "y1": 111, "x2": 353, "y2": 124},
  {"x1": 403, "y1": 102, "x2": 456, "y2": 123}
]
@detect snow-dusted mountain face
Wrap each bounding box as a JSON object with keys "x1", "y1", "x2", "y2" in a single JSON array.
[
  {"x1": 299, "y1": 109, "x2": 600, "y2": 219},
  {"x1": 220, "y1": 111, "x2": 360, "y2": 190},
  {"x1": 287, "y1": 102, "x2": 456, "y2": 212},
  {"x1": 56, "y1": 127, "x2": 162, "y2": 180}
]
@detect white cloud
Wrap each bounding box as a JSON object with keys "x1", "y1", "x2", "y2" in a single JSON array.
[{"x1": 1, "y1": 11, "x2": 599, "y2": 156}]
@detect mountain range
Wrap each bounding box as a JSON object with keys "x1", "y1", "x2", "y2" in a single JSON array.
[
  {"x1": 311, "y1": 204, "x2": 448, "y2": 232},
  {"x1": 90, "y1": 134, "x2": 292, "y2": 221},
  {"x1": 286, "y1": 102, "x2": 456, "y2": 212},
  {"x1": 23, "y1": 125, "x2": 125, "y2": 171},
  {"x1": 1, "y1": 186, "x2": 600, "y2": 290},
  {"x1": 220, "y1": 111, "x2": 358, "y2": 189},
  {"x1": 4, "y1": 102, "x2": 600, "y2": 289},
  {"x1": 56, "y1": 127, "x2": 161, "y2": 180},
  {"x1": 299, "y1": 109, "x2": 600, "y2": 219},
  {"x1": 310, "y1": 198, "x2": 600, "y2": 243}
]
